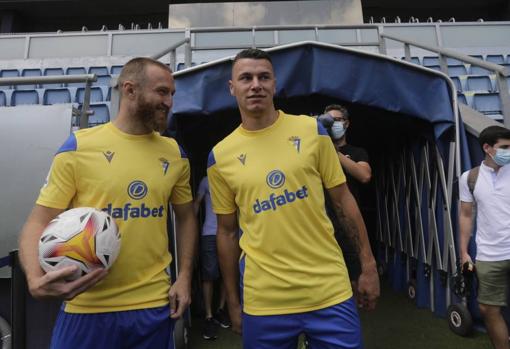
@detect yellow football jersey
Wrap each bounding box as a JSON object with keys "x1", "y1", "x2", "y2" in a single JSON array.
[
  {"x1": 207, "y1": 111, "x2": 352, "y2": 316},
  {"x1": 37, "y1": 122, "x2": 192, "y2": 313}
]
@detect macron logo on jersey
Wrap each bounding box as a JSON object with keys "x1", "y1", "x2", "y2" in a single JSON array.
[
  {"x1": 253, "y1": 170, "x2": 309, "y2": 214},
  {"x1": 102, "y1": 180, "x2": 164, "y2": 221}
]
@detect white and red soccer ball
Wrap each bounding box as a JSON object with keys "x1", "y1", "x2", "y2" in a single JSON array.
[{"x1": 39, "y1": 207, "x2": 121, "y2": 280}]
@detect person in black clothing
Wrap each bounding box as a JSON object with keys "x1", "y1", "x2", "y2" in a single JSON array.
[{"x1": 323, "y1": 104, "x2": 372, "y2": 288}]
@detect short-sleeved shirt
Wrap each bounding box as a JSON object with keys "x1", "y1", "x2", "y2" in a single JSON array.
[
  {"x1": 38, "y1": 122, "x2": 192, "y2": 313},
  {"x1": 196, "y1": 176, "x2": 217, "y2": 236},
  {"x1": 207, "y1": 111, "x2": 352, "y2": 316},
  {"x1": 459, "y1": 162, "x2": 510, "y2": 261},
  {"x1": 337, "y1": 144, "x2": 369, "y2": 202}
]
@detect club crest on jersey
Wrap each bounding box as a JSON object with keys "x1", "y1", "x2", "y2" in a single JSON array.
[
  {"x1": 159, "y1": 157, "x2": 170, "y2": 175},
  {"x1": 288, "y1": 136, "x2": 301, "y2": 153},
  {"x1": 103, "y1": 151, "x2": 115, "y2": 163},
  {"x1": 238, "y1": 154, "x2": 246, "y2": 165}
]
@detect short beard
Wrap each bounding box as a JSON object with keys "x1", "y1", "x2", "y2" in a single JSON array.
[{"x1": 134, "y1": 95, "x2": 160, "y2": 131}]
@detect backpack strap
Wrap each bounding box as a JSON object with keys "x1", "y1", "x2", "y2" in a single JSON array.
[{"x1": 467, "y1": 166, "x2": 480, "y2": 197}]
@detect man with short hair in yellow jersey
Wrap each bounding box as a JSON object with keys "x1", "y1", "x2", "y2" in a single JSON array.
[
  {"x1": 207, "y1": 49, "x2": 380, "y2": 349},
  {"x1": 18, "y1": 57, "x2": 198, "y2": 349}
]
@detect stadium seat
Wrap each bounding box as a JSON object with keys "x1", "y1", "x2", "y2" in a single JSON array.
[
  {"x1": 423, "y1": 56, "x2": 439, "y2": 66},
  {"x1": 43, "y1": 88, "x2": 72, "y2": 105},
  {"x1": 457, "y1": 93, "x2": 467, "y2": 105},
  {"x1": 66, "y1": 67, "x2": 87, "y2": 87},
  {"x1": 93, "y1": 75, "x2": 112, "y2": 87},
  {"x1": 426, "y1": 65, "x2": 442, "y2": 72},
  {"x1": 88, "y1": 66, "x2": 109, "y2": 76},
  {"x1": 447, "y1": 65, "x2": 467, "y2": 77},
  {"x1": 17, "y1": 69, "x2": 42, "y2": 90},
  {"x1": 469, "y1": 65, "x2": 492, "y2": 76},
  {"x1": 473, "y1": 93, "x2": 502, "y2": 116},
  {"x1": 466, "y1": 76, "x2": 493, "y2": 92},
  {"x1": 0, "y1": 90, "x2": 6, "y2": 106},
  {"x1": 176, "y1": 63, "x2": 185, "y2": 71},
  {"x1": 469, "y1": 54, "x2": 484, "y2": 61},
  {"x1": 486, "y1": 54, "x2": 505, "y2": 64},
  {"x1": 447, "y1": 57, "x2": 463, "y2": 65},
  {"x1": 401, "y1": 57, "x2": 421, "y2": 65},
  {"x1": 88, "y1": 103, "x2": 110, "y2": 126},
  {"x1": 110, "y1": 65, "x2": 123, "y2": 75},
  {"x1": 75, "y1": 86, "x2": 104, "y2": 104},
  {"x1": 106, "y1": 87, "x2": 111, "y2": 101},
  {"x1": 0, "y1": 69, "x2": 20, "y2": 89},
  {"x1": 43, "y1": 68, "x2": 64, "y2": 88},
  {"x1": 451, "y1": 77, "x2": 462, "y2": 92},
  {"x1": 11, "y1": 90, "x2": 39, "y2": 106}
]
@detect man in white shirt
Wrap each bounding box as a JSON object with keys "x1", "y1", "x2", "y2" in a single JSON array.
[{"x1": 459, "y1": 125, "x2": 510, "y2": 349}]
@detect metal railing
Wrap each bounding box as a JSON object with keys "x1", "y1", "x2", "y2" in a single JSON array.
[
  {"x1": 151, "y1": 37, "x2": 191, "y2": 71},
  {"x1": 0, "y1": 74, "x2": 97, "y2": 129},
  {"x1": 379, "y1": 32, "x2": 510, "y2": 128}
]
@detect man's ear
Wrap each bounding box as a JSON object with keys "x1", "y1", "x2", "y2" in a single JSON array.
[
  {"x1": 228, "y1": 80, "x2": 234, "y2": 96},
  {"x1": 122, "y1": 80, "x2": 136, "y2": 99},
  {"x1": 482, "y1": 143, "x2": 492, "y2": 155}
]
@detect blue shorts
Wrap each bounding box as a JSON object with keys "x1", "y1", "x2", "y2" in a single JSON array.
[
  {"x1": 200, "y1": 235, "x2": 220, "y2": 281},
  {"x1": 50, "y1": 305, "x2": 174, "y2": 349},
  {"x1": 242, "y1": 298, "x2": 361, "y2": 349}
]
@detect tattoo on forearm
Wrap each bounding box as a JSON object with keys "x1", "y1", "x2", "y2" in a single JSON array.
[{"x1": 335, "y1": 206, "x2": 361, "y2": 255}]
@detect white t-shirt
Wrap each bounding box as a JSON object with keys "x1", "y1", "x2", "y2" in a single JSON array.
[
  {"x1": 197, "y1": 176, "x2": 217, "y2": 236},
  {"x1": 459, "y1": 162, "x2": 510, "y2": 261}
]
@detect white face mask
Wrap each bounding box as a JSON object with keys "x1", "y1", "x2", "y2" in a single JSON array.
[
  {"x1": 491, "y1": 148, "x2": 510, "y2": 167},
  {"x1": 331, "y1": 121, "x2": 345, "y2": 140}
]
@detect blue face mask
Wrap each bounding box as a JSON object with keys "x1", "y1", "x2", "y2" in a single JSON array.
[
  {"x1": 331, "y1": 121, "x2": 345, "y2": 140},
  {"x1": 492, "y1": 148, "x2": 510, "y2": 166}
]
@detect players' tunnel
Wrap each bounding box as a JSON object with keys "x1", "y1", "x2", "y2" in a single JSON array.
[{"x1": 169, "y1": 41, "x2": 476, "y2": 328}]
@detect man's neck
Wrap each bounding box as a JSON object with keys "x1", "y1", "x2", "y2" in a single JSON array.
[
  {"x1": 333, "y1": 137, "x2": 347, "y2": 149},
  {"x1": 483, "y1": 157, "x2": 501, "y2": 172},
  {"x1": 113, "y1": 109, "x2": 153, "y2": 135},
  {"x1": 240, "y1": 109, "x2": 279, "y2": 131}
]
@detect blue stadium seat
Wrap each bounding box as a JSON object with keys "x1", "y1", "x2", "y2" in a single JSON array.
[
  {"x1": 110, "y1": 65, "x2": 123, "y2": 75},
  {"x1": 451, "y1": 77, "x2": 462, "y2": 92},
  {"x1": 486, "y1": 54, "x2": 505, "y2": 64},
  {"x1": 473, "y1": 93, "x2": 502, "y2": 117},
  {"x1": 66, "y1": 67, "x2": 87, "y2": 87},
  {"x1": 466, "y1": 76, "x2": 493, "y2": 92},
  {"x1": 426, "y1": 65, "x2": 442, "y2": 72},
  {"x1": 1, "y1": 69, "x2": 20, "y2": 89},
  {"x1": 401, "y1": 57, "x2": 421, "y2": 65},
  {"x1": 89, "y1": 66, "x2": 109, "y2": 76},
  {"x1": 469, "y1": 65, "x2": 492, "y2": 76},
  {"x1": 75, "y1": 87, "x2": 104, "y2": 103},
  {"x1": 447, "y1": 65, "x2": 467, "y2": 77},
  {"x1": 176, "y1": 63, "x2": 185, "y2": 71},
  {"x1": 457, "y1": 93, "x2": 467, "y2": 105},
  {"x1": 43, "y1": 88, "x2": 72, "y2": 105},
  {"x1": 88, "y1": 103, "x2": 110, "y2": 126},
  {"x1": 0, "y1": 90, "x2": 6, "y2": 106},
  {"x1": 43, "y1": 68, "x2": 64, "y2": 88},
  {"x1": 93, "y1": 75, "x2": 112, "y2": 87},
  {"x1": 447, "y1": 57, "x2": 463, "y2": 65},
  {"x1": 18, "y1": 68, "x2": 42, "y2": 90},
  {"x1": 11, "y1": 90, "x2": 39, "y2": 106},
  {"x1": 423, "y1": 56, "x2": 439, "y2": 66},
  {"x1": 469, "y1": 55, "x2": 484, "y2": 61}
]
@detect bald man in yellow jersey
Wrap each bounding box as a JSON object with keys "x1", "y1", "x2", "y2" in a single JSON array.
[
  {"x1": 207, "y1": 49, "x2": 379, "y2": 349},
  {"x1": 18, "y1": 57, "x2": 198, "y2": 349}
]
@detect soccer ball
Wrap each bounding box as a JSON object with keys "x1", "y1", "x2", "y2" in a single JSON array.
[{"x1": 39, "y1": 207, "x2": 121, "y2": 280}]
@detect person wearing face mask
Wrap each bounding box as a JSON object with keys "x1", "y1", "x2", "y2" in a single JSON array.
[
  {"x1": 319, "y1": 104, "x2": 372, "y2": 286},
  {"x1": 459, "y1": 125, "x2": 510, "y2": 349}
]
